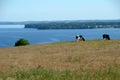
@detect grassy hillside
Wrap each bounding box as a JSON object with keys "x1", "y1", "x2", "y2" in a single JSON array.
[{"x1": 0, "y1": 40, "x2": 120, "y2": 80}]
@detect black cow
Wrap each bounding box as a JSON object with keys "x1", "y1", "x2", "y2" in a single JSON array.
[
  {"x1": 76, "y1": 35, "x2": 85, "y2": 41},
  {"x1": 103, "y1": 34, "x2": 110, "y2": 40}
]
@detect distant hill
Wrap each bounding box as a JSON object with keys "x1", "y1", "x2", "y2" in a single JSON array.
[
  {"x1": 25, "y1": 20, "x2": 120, "y2": 29},
  {"x1": 0, "y1": 20, "x2": 120, "y2": 29}
]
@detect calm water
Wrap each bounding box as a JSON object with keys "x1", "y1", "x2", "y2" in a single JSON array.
[{"x1": 0, "y1": 27, "x2": 120, "y2": 48}]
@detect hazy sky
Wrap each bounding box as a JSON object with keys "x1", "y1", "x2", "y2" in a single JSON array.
[{"x1": 0, "y1": 0, "x2": 120, "y2": 21}]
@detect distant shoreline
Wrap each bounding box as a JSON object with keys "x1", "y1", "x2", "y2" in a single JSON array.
[
  {"x1": 0, "y1": 19, "x2": 120, "y2": 25},
  {"x1": 24, "y1": 20, "x2": 120, "y2": 29}
]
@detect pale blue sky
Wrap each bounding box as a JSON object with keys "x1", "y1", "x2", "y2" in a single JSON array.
[{"x1": 0, "y1": 0, "x2": 120, "y2": 21}]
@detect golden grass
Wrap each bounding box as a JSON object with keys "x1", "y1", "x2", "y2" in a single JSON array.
[{"x1": 0, "y1": 40, "x2": 120, "y2": 72}]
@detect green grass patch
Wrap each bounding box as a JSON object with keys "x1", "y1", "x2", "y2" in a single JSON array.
[{"x1": 0, "y1": 64, "x2": 120, "y2": 80}]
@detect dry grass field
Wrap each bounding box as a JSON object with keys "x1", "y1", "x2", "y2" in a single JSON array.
[{"x1": 0, "y1": 40, "x2": 120, "y2": 79}]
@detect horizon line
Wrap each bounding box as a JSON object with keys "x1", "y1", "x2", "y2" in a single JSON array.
[{"x1": 0, "y1": 19, "x2": 120, "y2": 22}]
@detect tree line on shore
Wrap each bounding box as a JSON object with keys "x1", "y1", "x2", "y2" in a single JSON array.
[{"x1": 25, "y1": 21, "x2": 120, "y2": 29}]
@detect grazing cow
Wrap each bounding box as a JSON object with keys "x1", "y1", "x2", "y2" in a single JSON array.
[
  {"x1": 76, "y1": 35, "x2": 85, "y2": 41},
  {"x1": 103, "y1": 34, "x2": 110, "y2": 40}
]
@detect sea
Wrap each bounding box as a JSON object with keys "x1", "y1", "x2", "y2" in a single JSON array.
[{"x1": 0, "y1": 25, "x2": 120, "y2": 48}]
